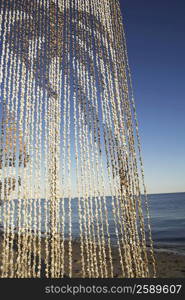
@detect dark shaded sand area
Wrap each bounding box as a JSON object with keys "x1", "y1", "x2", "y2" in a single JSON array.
[{"x1": 0, "y1": 232, "x2": 185, "y2": 278}]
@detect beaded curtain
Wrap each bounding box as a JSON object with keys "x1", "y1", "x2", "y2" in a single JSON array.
[{"x1": 0, "y1": 0, "x2": 156, "y2": 278}]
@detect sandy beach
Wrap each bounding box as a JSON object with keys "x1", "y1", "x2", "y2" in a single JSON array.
[
  {"x1": 66, "y1": 241, "x2": 185, "y2": 278},
  {"x1": 0, "y1": 231, "x2": 185, "y2": 278},
  {"x1": 153, "y1": 251, "x2": 185, "y2": 278}
]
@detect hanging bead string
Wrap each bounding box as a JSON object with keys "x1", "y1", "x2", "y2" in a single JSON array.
[
  {"x1": 0, "y1": 3, "x2": 9, "y2": 235},
  {"x1": 53, "y1": 0, "x2": 59, "y2": 278},
  {"x1": 106, "y1": 0, "x2": 137, "y2": 278},
  {"x1": 105, "y1": 8, "x2": 140, "y2": 276},
  {"x1": 102, "y1": 0, "x2": 146, "y2": 277},
  {"x1": 31, "y1": 1, "x2": 43, "y2": 278},
  {"x1": 34, "y1": 82, "x2": 41, "y2": 278},
  {"x1": 44, "y1": 0, "x2": 50, "y2": 272},
  {"x1": 21, "y1": 3, "x2": 31, "y2": 277},
  {"x1": 66, "y1": 0, "x2": 72, "y2": 278},
  {"x1": 57, "y1": 70, "x2": 64, "y2": 277},
  {"x1": 28, "y1": 0, "x2": 39, "y2": 277},
  {"x1": 55, "y1": 0, "x2": 62, "y2": 277},
  {"x1": 0, "y1": 0, "x2": 5, "y2": 237},
  {"x1": 75, "y1": 0, "x2": 91, "y2": 277},
  {"x1": 107, "y1": 3, "x2": 140, "y2": 276},
  {"x1": 86, "y1": 3, "x2": 108, "y2": 275},
  {"x1": 7, "y1": 0, "x2": 24, "y2": 275},
  {"x1": 17, "y1": 5, "x2": 27, "y2": 278},
  {"x1": 61, "y1": 3, "x2": 68, "y2": 278},
  {"x1": 79, "y1": 51, "x2": 95, "y2": 275},
  {"x1": 90, "y1": 69, "x2": 114, "y2": 276},
  {"x1": 55, "y1": 0, "x2": 62, "y2": 278},
  {"x1": 48, "y1": 93, "x2": 54, "y2": 277},
  {"x1": 1, "y1": 0, "x2": 18, "y2": 278},
  {"x1": 19, "y1": 1, "x2": 37, "y2": 278},
  {"x1": 24, "y1": 0, "x2": 36, "y2": 278},
  {"x1": 36, "y1": 56, "x2": 43, "y2": 278},
  {"x1": 61, "y1": 0, "x2": 73, "y2": 278},
  {"x1": 79, "y1": 0, "x2": 94, "y2": 278},
  {"x1": 101, "y1": 3, "x2": 132, "y2": 277},
  {"x1": 0, "y1": 0, "x2": 156, "y2": 278},
  {"x1": 81, "y1": 12, "x2": 98, "y2": 277},
  {"x1": 49, "y1": 0, "x2": 59, "y2": 278},
  {"x1": 76, "y1": 89, "x2": 88, "y2": 277},
  {"x1": 48, "y1": 0, "x2": 57, "y2": 278},
  {"x1": 48, "y1": 0, "x2": 62, "y2": 278},
  {"x1": 80, "y1": 77, "x2": 94, "y2": 277},
  {"x1": 115, "y1": 0, "x2": 156, "y2": 277},
  {"x1": 71, "y1": 0, "x2": 85, "y2": 278},
  {"x1": 110, "y1": 0, "x2": 150, "y2": 276},
  {"x1": 82, "y1": 0, "x2": 112, "y2": 277},
  {"x1": 110, "y1": 0, "x2": 149, "y2": 276},
  {"x1": 48, "y1": 4, "x2": 56, "y2": 277},
  {"x1": 97, "y1": 15, "x2": 129, "y2": 277},
  {"x1": 5, "y1": 3, "x2": 18, "y2": 278},
  {"x1": 90, "y1": 0, "x2": 119, "y2": 277},
  {"x1": 76, "y1": 59, "x2": 91, "y2": 277},
  {"x1": 83, "y1": 56, "x2": 101, "y2": 277},
  {"x1": 24, "y1": 1, "x2": 43, "y2": 276},
  {"x1": 82, "y1": 17, "x2": 101, "y2": 278},
  {"x1": 83, "y1": 0, "x2": 96, "y2": 278},
  {"x1": 44, "y1": 1, "x2": 50, "y2": 278},
  {"x1": 124, "y1": 56, "x2": 149, "y2": 277},
  {"x1": 92, "y1": 2, "x2": 118, "y2": 278},
  {"x1": 37, "y1": 0, "x2": 48, "y2": 278},
  {"x1": 10, "y1": 2, "x2": 25, "y2": 278},
  {"x1": 32, "y1": 2, "x2": 44, "y2": 278},
  {"x1": 84, "y1": 0, "x2": 105, "y2": 278},
  {"x1": 108, "y1": 0, "x2": 145, "y2": 277},
  {"x1": 91, "y1": 0, "x2": 127, "y2": 277},
  {"x1": 104, "y1": 0, "x2": 144, "y2": 277},
  {"x1": 0, "y1": 0, "x2": 14, "y2": 277},
  {"x1": 58, "y1": 0, "x2": 65, "y2": 279},
  {"x1": 49, "y1": 60, "x2": 56, "y2": 277},
  {"x1": 78, "y1": 0, "x2": 97, "y2": 278},
  {"x1": 90, "y1": 0, "x2": 115, "y2": 278},
  {"x1": 48, "y1": 2, "x2": 53, "y2": 276},
  {"x1": 30, "y1": 85, "x2": 37, "y2": 278},
  {"x1": 103, "y1": 0, "x2": 139, "y2": 277}
]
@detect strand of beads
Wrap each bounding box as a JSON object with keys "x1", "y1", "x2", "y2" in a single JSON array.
[
  {"x1": 109, "y1": 2, "x2": 143, "y2": 276},
  {"x1": 24, "y1": 0, "x2": 35, "y2": 276},
  {"x1": 115, "y1": 0, "x2": 156, "y2": 277},
  {"x1": 71, "y1": 0, "x2": 85, "y2": 278},
  {"x1": 101, "y1": 0, "x2": 141, "y2": 277},
  {"x1": 43, "y1": 1, "x2": 50, "y2": 278},
  {"x1": 3, "y1": 0, "x2": 19, "y2": 278},
  {"x1": 79, "y1": 0, "x2": 98, "y2": 278},
  {"x1": 109, "y1": 0, "x2": 150, "y2": 277},
  {"x1": 75, "y1": 0, "x2": 91, "y2": 278},
  {"x1": 0, "y1": 0, "x2": 14, "y2": 277},
  {"x1": 43, "y1": 4, "x2": 50, "y2": 274},
  {"x1": 82, "y1": 0, "x2": 110, "y2": 277},
  {"x1": 91, "y1": 0, "x2": 126, "y2": 277},
  {"x1": 58, "y1": 0, "x2": 66, "y2": 279}
]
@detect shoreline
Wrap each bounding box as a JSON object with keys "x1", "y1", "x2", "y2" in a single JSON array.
[{"x1": 0, "y1": 231, "x2": 185, "y2": 278}]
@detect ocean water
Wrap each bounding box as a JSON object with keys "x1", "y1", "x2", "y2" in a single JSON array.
[
  {"x1": 148, "y1": 192, "x2": 185, "y2": 254},
  {"x1": 0, "y1": 192, "x2": 185, "y2": 254}
]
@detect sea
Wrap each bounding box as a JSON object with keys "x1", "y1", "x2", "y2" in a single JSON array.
[
  {"x1": 0, "y1": 192, "x2": 185, "y2": 255},
  {"x1": 148, "y1": 192, "x2": 185, "y2": 255}
]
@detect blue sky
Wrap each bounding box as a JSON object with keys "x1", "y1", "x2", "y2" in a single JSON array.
[{"x1": 119, "y1": 0, "x2": 185, "y2": 193}]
